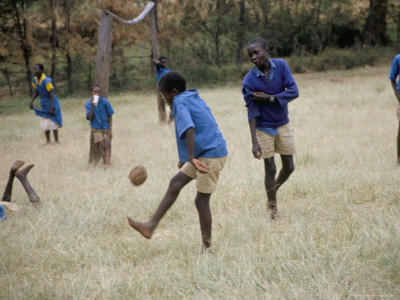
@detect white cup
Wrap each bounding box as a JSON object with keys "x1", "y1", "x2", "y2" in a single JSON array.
[{"x1": 93, "y1": 95, "x2": 99, "y2": 106}]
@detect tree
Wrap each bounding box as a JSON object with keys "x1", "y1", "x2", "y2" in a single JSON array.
[{"x1": 363, "y1": 0, "x2": 388, "y2": 45}]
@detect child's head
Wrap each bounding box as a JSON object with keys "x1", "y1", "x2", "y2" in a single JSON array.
[
  {"x1": 247, "y1": 37, "x2": 270, "y2": 68},
  {"x1": 33, "y1": 63, "x2": 44, "y2": 77},
  {"x1": 159, "y1": 56, "x2": 167, "y2": 68},
  {"x1": 159, "y1": 71, "x2": 186, "y2": 104},
  {"x1": 91, "y1": 84, "x2": 102, "y2": 97}
]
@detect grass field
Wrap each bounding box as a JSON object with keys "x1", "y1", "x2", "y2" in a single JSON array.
[{"x1": 0, "y1": 65, "x2": 399, "y2": 299}]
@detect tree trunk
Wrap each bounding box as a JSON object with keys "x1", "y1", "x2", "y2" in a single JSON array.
[
  {"x1": 363, "y1": 0, "x2": 388, "y2": 46},
  {"x1": 236, "y1": 0, "x2": 245, "y2": 65},
  {"x1": 12, "y1": 0, "x2": 32, "y2": 96},
  {"x1": 95, "y1": 13, "x2": 113, "y2": 98},
  {"x1": 64, "y1": 0, "x2": 72, "y2": 93},
  {"x1": 2, "y1": 67, "x2": 13, "y2": 96},
  {"x1": 50, "y1": 0, "x2": 57, "y2": 84},
  {"x1": 150, "y1": 7, "x2": 166, "y2": 123}
]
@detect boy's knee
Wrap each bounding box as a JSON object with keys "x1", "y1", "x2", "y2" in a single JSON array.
[
  {"x1": 195, "y1": 193, "x2": 211, "y2": 210},
  {"x1": 284, "y1": 164, "x2": 295, "y2": 174},
  {"x1": 265, "y1": 164, "x2": 277, "y2": 177},
  {"x1": 168, "y1": 177, "x2": 184, "y2": 194}
]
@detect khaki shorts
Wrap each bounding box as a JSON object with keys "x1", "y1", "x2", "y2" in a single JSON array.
[
  {"x1": 180, "y1": 156, "x2": 227, "y2": 194},
  {"x1": 397, "y1": 104, "x2": 400, "y2": 121},
  {"x1": 256, "y1": 123, "x2": 296, "y2": 159},
  {"x1": 91, "y1": 129, "x2": 110, "y2": 143}
]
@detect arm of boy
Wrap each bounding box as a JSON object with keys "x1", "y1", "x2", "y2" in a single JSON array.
[
  {"x1": 390, "y1": 80, "x2": 400, "y2": 103},
  {"x1": 252, "y1": 91, "x2": 275, "y2": 103},
  {"x1": 49, "y1": 90, "x2": 54, "y2": 115},
  {"x1": 30, "y1": 90, "x2": 38, "y2": 109},
  {"x1": 249, "y1": 118, "x2": 262, "y2": 159},
  {"x1": 108, "y1": 115, "x2": 113, "y2": 139},
  {"x1": 87, "y1": 101, "x2": 95, "y2": 121},
  {"x1": 185, "y1": 128, "x2": 208, "y2": 173}
]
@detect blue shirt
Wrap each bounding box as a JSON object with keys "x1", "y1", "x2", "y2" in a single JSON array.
[
  {"x1": 242, "y1": 58, "x2": 299, "y2": 128},
  {"x1": 32, "y1": 73, "x2": 63, "y2": 127},
  {"x1": 389, "y1": 54, "x2": 400, "y2": 91},
  {"x1": 173, "y1": 89, "x2": 228, "y2": 162},
  {"x1": 85, "y1": 97, "x2": 115, "y2": 130},
  {"x1": 156, "y1": 67, "x2": 170, "y2": 82}
]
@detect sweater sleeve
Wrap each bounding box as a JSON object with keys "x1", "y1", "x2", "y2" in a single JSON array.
[
  {"x1": 275, "y1": 61, "x2": 299, "y2": 106},
  {"x1": 242, "y1": 78, "x2": 261, "y2": 121}
]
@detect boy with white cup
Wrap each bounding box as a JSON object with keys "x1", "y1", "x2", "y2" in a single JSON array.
[{"x1": 85, "y1": 85, "x2": 115, "y2": 168}]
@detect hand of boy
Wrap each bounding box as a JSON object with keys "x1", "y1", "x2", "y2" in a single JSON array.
[
  {"x1": 252, "y1": 91, "x2": 268, "y2": 100},
  {"x1": 252, "y1": 142, "x2": 262, "y2": 159},
  {"x1": 190, "y1": 158, "x2": 208, "y2": 173}
]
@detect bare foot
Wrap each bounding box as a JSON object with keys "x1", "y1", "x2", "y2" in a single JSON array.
[
  {"x1": 15, "y1": 164, "x2": 34, "y2": 180},
  {"x1": 10, "y1": 160, "x2": 25, "y2": 174},
  {"x1": 127, "y1": 216, "x2": 153, "y2": 239},
  {"x1": 267, "y1": 202, "x2": 279, "y2": 220}
]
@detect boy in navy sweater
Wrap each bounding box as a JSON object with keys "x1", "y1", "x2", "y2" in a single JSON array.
[{"x1": 242, "y1": 37, "x2": 299, "y2": 219}]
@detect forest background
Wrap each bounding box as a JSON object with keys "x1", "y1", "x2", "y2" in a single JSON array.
[{"x1": 0, "y1": 0, "x2": 399, "y2": 100}]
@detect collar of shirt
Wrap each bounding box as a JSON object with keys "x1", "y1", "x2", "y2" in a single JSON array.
[
  {"x1": 174, "y1": 89, "x2": 199, "y2": 101},
  {"x1": 252, "y1": 60, "x2": 276, "y2": 80},
  {"x1": 37, "y1": 73, "x2": 46, "y2": 85}
]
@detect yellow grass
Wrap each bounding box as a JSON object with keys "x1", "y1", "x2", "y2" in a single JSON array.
[{"x1": 0, "y1": 65, "x2": 399, "y2": 299}]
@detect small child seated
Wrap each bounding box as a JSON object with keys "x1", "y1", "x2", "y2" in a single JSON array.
[
  {"x1": 127, "y1": 71, "x2": 228, "y2": 251},
  {"x1": 85, "y1": 85, "x2": 115, "y2": 168}
]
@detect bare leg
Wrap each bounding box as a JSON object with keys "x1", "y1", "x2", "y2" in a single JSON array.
[
  {"x1": 275, "y1": 155, "x2": 295, "y2": 191},
  {"x1": 89, "y1": 132, "x2": 101, "y2": 164},
  {"x1": 195, "y1": 192, "x2": 212, "y2": 250},
  {"x1": 15, "y1": 164, "x2": 41, "y2": 205},
  {"x1": 127, "y1": 171, "x2": 192, "y2": 238},
  {"x1": 264, "y1": 157, "x2": 278, "y2": 218},
  {"x1": 53, "y1": 129, "x2": 59, "y2": 144},
  {"x1": 100, "y1": 138, "x2": 111, "y2": 167},
  {"x1": 45, "y1": 130, "x2": 51, "y2": 144},
  {"x1": 2, "y1": 160, "x2": 25, "y2": 202},
  {"x1": 397, "y1": 123, "x2": 400, "y2": 165}
]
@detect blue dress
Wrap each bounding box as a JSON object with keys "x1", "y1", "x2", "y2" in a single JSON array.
[{"x1": 32, "y1": 74, "x2": 63, "y2": 127}]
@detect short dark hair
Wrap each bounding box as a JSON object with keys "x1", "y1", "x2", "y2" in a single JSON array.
[
  {"x1": 247, "y1": 37, "x2": 268, "y2": 50},
  {"x1": 35, "y1": 63, "x2": 44, "y2": 71},
  {"x1": 91, "y1": 84, "x2": 102, "y2": 91},
  {"x1": 159, "y1": 56, "x2": 167, "y2": 61},
  {"x1": 159, "y1": 71, "x2": 186, "y2": 92}
]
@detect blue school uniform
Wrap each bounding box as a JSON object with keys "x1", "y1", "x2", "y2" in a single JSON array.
[
  {"x1": 32, "y1": 74, "x2": 63, "y2": 127},
  {"x1": 173, "y1": 89, "x2": 228, "y2": 162},
  {"x1": 156, "y1": 66, "x2": 170, "y2": 82},
  {"x1": 85, "y1": 97, "x2": 114, "y2": 130},
  {"x1": 389, "y1": 54, "x2": 400, "y2": 91},
  {"x1": 241, "y1": 59, "x2": 299, "y2": 128}
]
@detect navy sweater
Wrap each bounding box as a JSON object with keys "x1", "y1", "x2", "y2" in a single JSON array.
[{"x1": 242, "y1": 59, "x2": 299, "y2": 127}]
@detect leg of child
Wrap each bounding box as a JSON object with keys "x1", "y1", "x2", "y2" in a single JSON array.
[
  {"x1": 53, "y1": 129, "x2": 59, "y2": 144},
  {"x1": 397, "y1": 122, "x2": 400, "y2": 165},
  {"x1": 45, "y1": 130, "x2": 51, "y2": 144},
  {"x1": 275, "y1": 154, "x2": 295, "y2": 191},
  {"x1": 99, "y1": 138, "x2": 111, "y2": 167},
  {"x1": 89, "y1": 132, "x2": 101, "y2": 164},
  {"x1": 2, "y1": 160, "x2": 25, "y2": 202},
  {"x1": 264, "y1": 157, "x2": 278, "y2": 218},
  {"x1": 127, "y1": 171, "x2": 193, "y2": 238},
  {"x1": 194, "y1": 191, "x2": 212, "y2": 250},
  {"x1": 15, "y1": 164, "x2": 41, "y2": 205}
]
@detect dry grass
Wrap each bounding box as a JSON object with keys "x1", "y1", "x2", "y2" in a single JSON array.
[{"x1": 0, "y1": 65, "x2": 399, "y2": 299}]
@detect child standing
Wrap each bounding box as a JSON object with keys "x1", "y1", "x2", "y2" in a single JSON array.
[
  {"x1": 388, "y1": 53, "x2": 400, "y2": 166},
  {"x1": 127, "y1": 71, "x2": 228, "y2": 251},
  {"x1": 85, "y1": 85, "x2": 115, "y2": 168},
  {"x1": 30, "y1": 63, "x2": 63, "y2": 144},
  {"x1": 153, "y1": 56, "x2": 173, "y2": 122},
  {"x1": 242, "y1": 37, "x2": 299, "y2": 219}
]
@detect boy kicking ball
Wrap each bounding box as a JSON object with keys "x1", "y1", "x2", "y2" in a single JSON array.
[{"x1": 127, "y1": 71, "x2": 228, "y2": 252}]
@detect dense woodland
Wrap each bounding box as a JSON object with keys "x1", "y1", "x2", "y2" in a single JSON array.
[{"x1": 0, "y1": 0, "x2": 399, "y2": 98}]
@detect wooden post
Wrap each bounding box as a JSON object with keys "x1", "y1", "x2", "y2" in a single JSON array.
[
  {"x1": 149, "y1": 9, "x2": 166, "y2": 123},
  {"x1": 95, "y1": 13, "x2": 113, "y2": 98}
]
